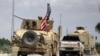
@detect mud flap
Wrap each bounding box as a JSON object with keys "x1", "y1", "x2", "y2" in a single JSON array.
[{"x1": 52, "y1": 42, "x2": 57, "y2": 56}]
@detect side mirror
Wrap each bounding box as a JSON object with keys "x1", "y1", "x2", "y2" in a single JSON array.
[{"x1": 95, "y1": 36, "x2": 97, "y2": 40}]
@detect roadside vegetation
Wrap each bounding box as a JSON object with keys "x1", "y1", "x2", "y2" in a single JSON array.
[
  {"x1": 0, "y1": 38, "x2": 11, "y2": 53},
  {"x1": 95, "y1": 22, "x2": 100, "y2": 54},
  {"x1": 95, "y1": 42, "x2": 100, "y2": 54}
]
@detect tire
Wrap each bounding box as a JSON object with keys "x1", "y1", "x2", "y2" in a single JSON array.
[
  {"x1": 81, "y1": 54, "x2": 83, "y2": 56},
  {"x1": 18, "y1": 51, "x2": 27, "y2": 56},
  {"x1": 59, "y1": 51, "x2": 66, "y2": 56}
]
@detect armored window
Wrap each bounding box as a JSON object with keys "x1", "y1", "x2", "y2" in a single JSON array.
[
  {"x1": 26, "y1": 21, "x2": 29, "y2": 26},
  {"x1": 24, "y1": 20, "x2": 29, "y2": 29},
  {"x1": 32, "y1": 21, "x2": 37, "y2": 26}
]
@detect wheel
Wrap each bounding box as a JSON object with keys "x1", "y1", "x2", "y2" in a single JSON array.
[
  {"x1": 81, "y1": 54, "x2": 83, "y2": 56},
  {"x1": 59, "y1": 51, "x2": 66, "y2": 56},
  {"x1": 18, "y1": 51, "x2": 27, "y2": 56}
]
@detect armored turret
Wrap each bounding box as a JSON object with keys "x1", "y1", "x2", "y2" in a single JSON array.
[{"x1": 21, "y1": 18, "x2": 54, "y2": 30}]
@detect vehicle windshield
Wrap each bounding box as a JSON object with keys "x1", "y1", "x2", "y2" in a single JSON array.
[{"x1": 62, "y1": 35, "x2": 80, "y2": 41}]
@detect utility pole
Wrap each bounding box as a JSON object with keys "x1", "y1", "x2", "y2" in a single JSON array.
[
  {"x1": 98, "y1": 4, "x2": 100, "y2": 12},
  {"x1": 57, "y1": 13, "x2": 62, "y2": 55},
  {"x1": 11, "y1": 0, "x2": 15, "y2": 40}
]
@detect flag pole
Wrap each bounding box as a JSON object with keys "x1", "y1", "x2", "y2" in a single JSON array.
[{"x1": 11, "y1": 0, "x2": 15, "y2": 40}]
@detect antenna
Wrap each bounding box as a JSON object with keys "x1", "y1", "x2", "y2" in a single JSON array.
[
  {"x1": 58, "y1": 13, "x2": 62, "y2": 39},
  {"x1": 60, "y1": 13, "x2": 62, "y2": 26},
  {"x1": 66, "y1": 27, "x2": 68, "y2": 35},
  {"x1": 98, "y1": 4, "x2": 100, "y2": 12},
  {"x1": 11, "y1": 0, "x2": 15, "y2": 40}
]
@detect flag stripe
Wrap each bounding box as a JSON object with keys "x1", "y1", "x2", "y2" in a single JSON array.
[
  {"x1": 40, "y1": 16, "x2": 49, "y2": 32},
  {"x1": 41, "y1": 23, "x2": 46, "y2": 29}
]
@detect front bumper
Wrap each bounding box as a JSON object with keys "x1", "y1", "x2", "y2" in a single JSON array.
[{"x1": 59, "y1": 47, "x2": 80, "y2": 52}]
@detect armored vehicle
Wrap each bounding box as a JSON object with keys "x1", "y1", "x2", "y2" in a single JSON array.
[
  {"x1": 66, "y1": 27, "x2": 95, "y2": 54},
  {"x1": 11, "y1": 18, "x2": 58, "y2": 56}
]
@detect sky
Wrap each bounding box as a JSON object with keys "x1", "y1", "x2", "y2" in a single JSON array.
[{"x1": 0, "y1": 0, "x2": 100, "y2": 42}]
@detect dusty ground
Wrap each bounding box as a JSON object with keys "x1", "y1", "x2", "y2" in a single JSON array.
[{"x1": 0, "y1": 54, "x2": 11, "y2": 56}]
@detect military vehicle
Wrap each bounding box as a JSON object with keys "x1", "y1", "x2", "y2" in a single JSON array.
[
  {"x1": 11, "y1": 17, "x2": 59, "y2": 56},
  {"x1": 75, "y1": 27, "x2": 95, "y2": 54},
  {"x1": 66, "y1": 27, "x2": 95, "y2": 55}
]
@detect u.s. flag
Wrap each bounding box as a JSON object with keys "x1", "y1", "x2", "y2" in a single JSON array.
[
  {"x1": 40, "y1": 16, "x2": 49, "y2": 31},
  {"x1": 40, "y1": 3, "x2": 51, "y2": 32}
]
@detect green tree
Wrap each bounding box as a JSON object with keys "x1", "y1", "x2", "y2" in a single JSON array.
[
  {"x1": 95, "y1": 22, "x2": 100, "y2": 33},
  {"x1": 95, "y1": 43, "x2": 100, "y2": 53},
  {"x1": 95, "y1": 23, "x2": 100, "y2": 53},
  {"x1": 0, "y1": 38, "x2": 11, "y2": 53}
]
